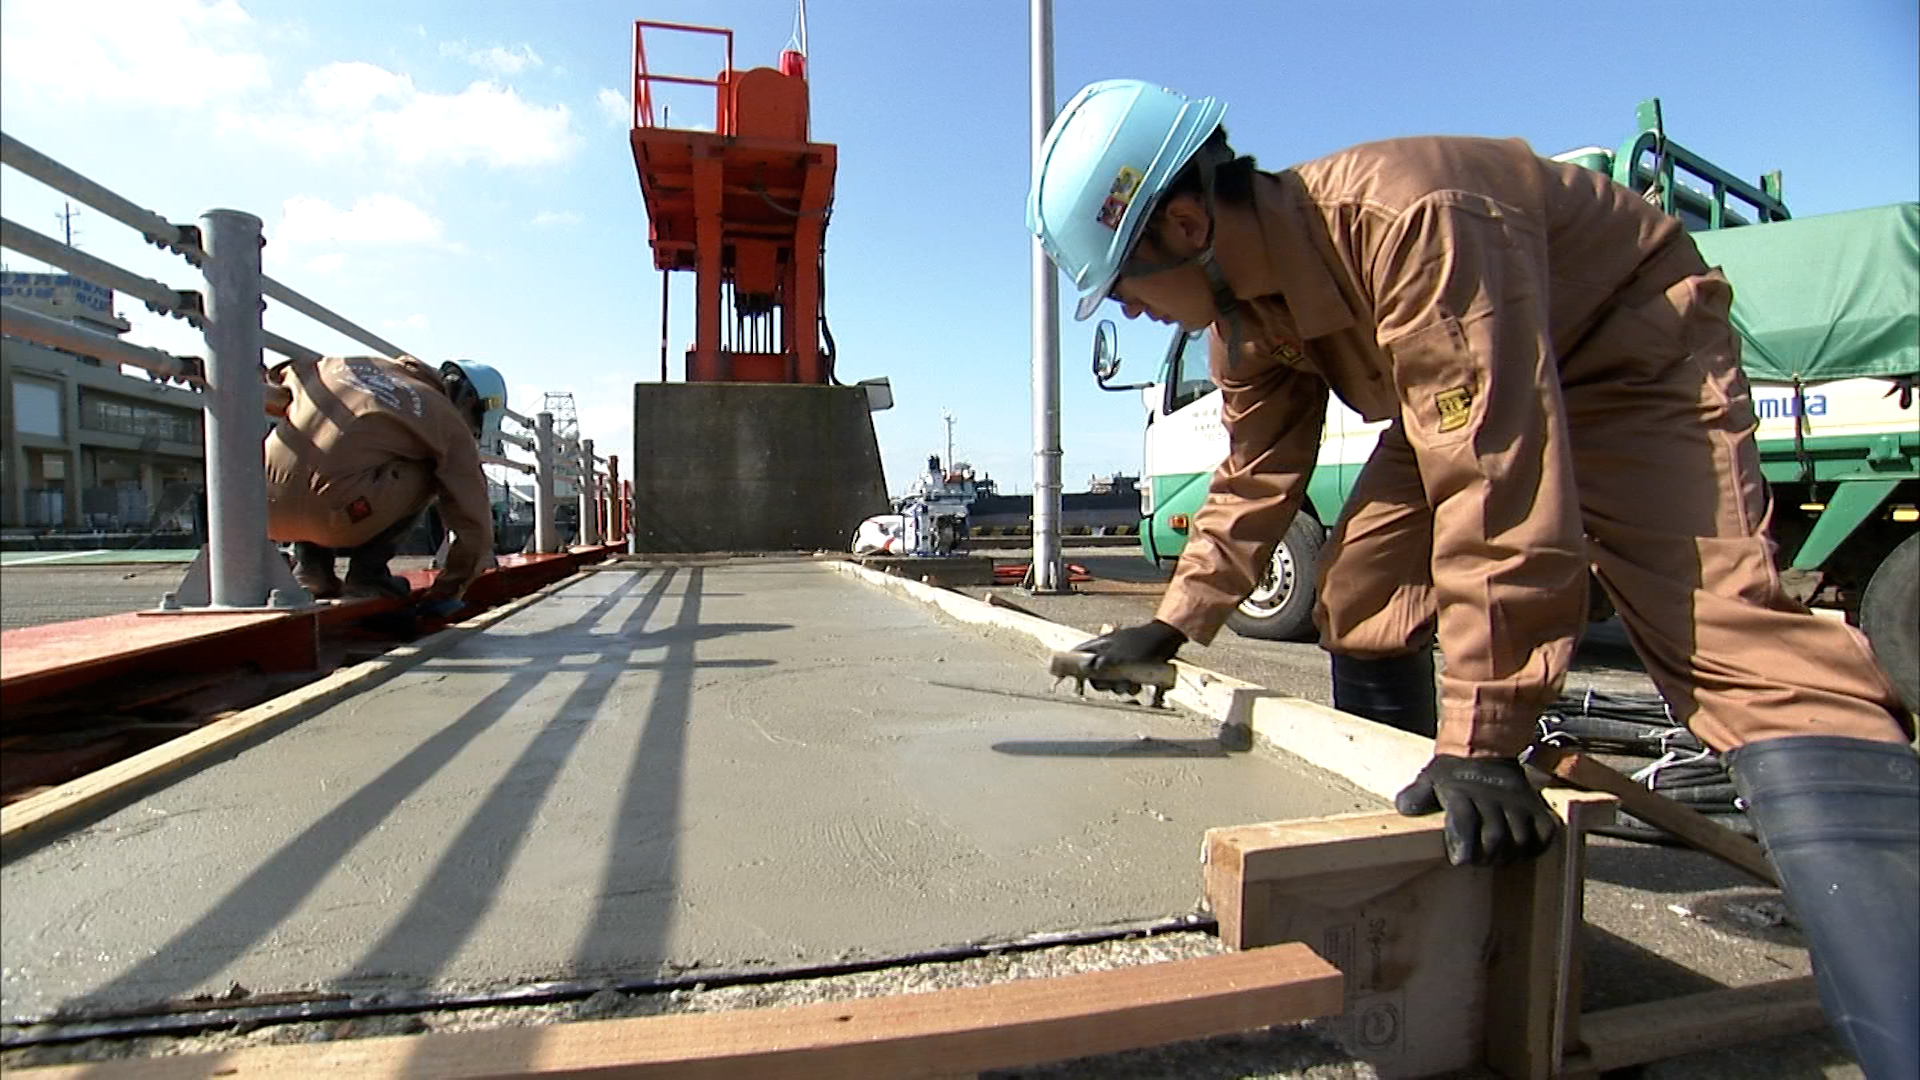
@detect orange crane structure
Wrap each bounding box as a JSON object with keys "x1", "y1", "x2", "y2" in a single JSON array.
[
  {"x1": 627, "y1": 19, "x2": 837, "y2": 384},
  {"x1": 621, "y1": 13, "x2": 888, "y2": 554}
]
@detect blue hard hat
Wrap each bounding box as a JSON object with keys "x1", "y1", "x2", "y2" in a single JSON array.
[
  {"x1": 1027, "y1": 79, "x2": 1227, "y2": 321},
  {"x1": 440, "y1": 359, "x2": 508, "y2": 449}
]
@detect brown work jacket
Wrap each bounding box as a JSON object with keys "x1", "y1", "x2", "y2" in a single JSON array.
[
  {"x1": 1156, "y1": 136, "x2": 1704, "y2": 745},
  {"x1": 264, "y1": 355, "x2": 494, "y2": 598}
]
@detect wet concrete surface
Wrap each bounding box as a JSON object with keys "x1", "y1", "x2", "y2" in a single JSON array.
[{"x1": 1, "y1": 558, "x2": 1379, "y2": 1022}]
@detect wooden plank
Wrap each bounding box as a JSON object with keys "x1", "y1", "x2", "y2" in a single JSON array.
[
  {"x1": 0, "y1": 573, "x2": 591, "y2": 852},
  {"x1": 1483, "y1": 792, "x2": 1615, "y2": 1080},
  {"x1": 1209, "y1": 811, "x2": 1447, "y2": 887},
  {"x1": 11, "y1": 945, "x2": 1344, "y2": 1079},
  {"x1": 1563, "y1": 976, "x2": 1825, "y2": 1074},
  {"x1": 1528, "y1": 746, "x2": 1778, "y2": 886},
  {"x1": 1205, "y1": 792, "x2": 1616, "y2": 1080}
]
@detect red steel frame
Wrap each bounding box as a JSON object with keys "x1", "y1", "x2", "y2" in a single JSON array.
[{"x1": 628, "y1": 19, "x2": 836, "y2": 385}]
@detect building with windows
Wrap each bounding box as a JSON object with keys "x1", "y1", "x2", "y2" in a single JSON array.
[{"x1": 1, "y1": 271, "x2": 207, "y2": 534}]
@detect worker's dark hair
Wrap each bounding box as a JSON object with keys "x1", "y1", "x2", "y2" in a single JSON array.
[{"x1": 1159, "y1": 127, "x2": 1259, "y2": 208}]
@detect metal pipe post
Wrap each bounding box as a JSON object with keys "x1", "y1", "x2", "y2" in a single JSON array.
[
  {"x1": 1028, "y1": 0, "x2": 1065, "y2": 593},
  {"x1": 199, "y1": 209, "x2": 270, "y2": 607},
  {"x1": 534, "y1": 411, "x2": 557, "y2": 554},
  {"x1": 606, "y1": 454, "x2": 624, "y2": 543},
  {"x1": 623, "y1": 480, "x2": 636, "y2": 553},
  {"x1": 578, "y1": 438, "x2": 599, "y2": 545}
]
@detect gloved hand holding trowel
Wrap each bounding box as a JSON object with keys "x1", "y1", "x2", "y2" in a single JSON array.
[{"x1": 1050, "y1": 619, "x2": 1185, "y2": 707}]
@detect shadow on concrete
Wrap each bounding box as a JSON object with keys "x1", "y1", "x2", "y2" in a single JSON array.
[
  {"x1": 992, "y1": 738, "x2": 1232, "y2": 759},
  {"x1": 338, "y1": 568, "x2": 699, "y2": 988},
  {"x1": 54, "y1": 567, "x2": 736, "y2": 1019},
  {"x1": 1577, "y1": 921, "x2": 1731, "y2": 1012}
]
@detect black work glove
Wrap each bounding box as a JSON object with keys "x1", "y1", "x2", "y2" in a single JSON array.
[
  {"x1": 1395, "y1": 755, "x2": 1558, "y2": 867},
  {"x1": 1072, "y1": 620, "x2": 1186, "y2": 695}
]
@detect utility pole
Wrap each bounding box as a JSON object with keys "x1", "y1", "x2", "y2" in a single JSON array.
[
  {"x1": 56, "y1": 202, "x2": 80, "y2": 248},
  {"x1": 1028, "y1": 0, "x2": 1066, "y2": 593},
  {"x1": 941, "y1": 409, "x2": 955, "y2": 469}
]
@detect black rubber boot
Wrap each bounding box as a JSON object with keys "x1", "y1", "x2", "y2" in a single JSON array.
[
  {"x1": 1330, "y1": 650, "x2": 1438, "y2": 737},
  {"x1": 291, "y1": 542, "x2": 341, "y2": 600},
  {"x1": 1727, "y1": 736, "x2": 1919, "y2": 1080},
  {"x1": 344, "y1": 514, "x2": 416, "y2": 599}
]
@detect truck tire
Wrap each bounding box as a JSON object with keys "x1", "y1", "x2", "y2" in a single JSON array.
[
  {"x1": 1227, "y1": 514, "x2": 1322, "y2": 642},
  {"x1": 1860, "y1": 532, "x2": 1919, "y2": 724}
]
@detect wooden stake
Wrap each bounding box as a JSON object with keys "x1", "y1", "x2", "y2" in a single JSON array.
[{"x1": 1527, "y1": 746, "x2": 1777, "y2": 886}]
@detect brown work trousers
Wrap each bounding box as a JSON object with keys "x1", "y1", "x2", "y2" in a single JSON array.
[{"x1": 1315, "y1": 267, "x2": 1911, "y2": 757}]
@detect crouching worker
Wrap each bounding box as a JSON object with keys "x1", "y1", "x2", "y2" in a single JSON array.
[{"x1": 264, "y1": 355, "x2": 505, "y2": 615}]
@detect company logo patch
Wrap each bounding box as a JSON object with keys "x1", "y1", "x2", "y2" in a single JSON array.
[
  {"x1": 1434, "y1": 387, "x2": 1474, "y2": 433},
  {"x1": 346, "y1": 497, "x2": 374, "y2": 523},
  {"x1": 1095, "y1": 165, "x2": 1145, "y2": 230}
]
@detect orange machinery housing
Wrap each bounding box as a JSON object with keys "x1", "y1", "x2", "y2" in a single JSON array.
[{"x1": 628, "y1": 21, "x2": 838, "y2": 385}]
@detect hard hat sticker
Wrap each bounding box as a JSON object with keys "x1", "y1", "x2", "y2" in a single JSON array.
[{"x1": 1096, "y1": 166, "x2": 1145, "y2": 230}]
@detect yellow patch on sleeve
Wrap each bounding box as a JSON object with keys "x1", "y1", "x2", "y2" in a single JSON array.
[{"x1": 1435, "y1": 387, "x2": 1474, "y2": 433}]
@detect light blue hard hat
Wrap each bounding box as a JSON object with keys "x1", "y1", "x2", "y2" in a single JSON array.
[
  {"x1": 1027, "y1": 79, "x2": 1227, "y2": 320},
  {"x1": 440, "y1": 359, "x2": 508, "y2": 449}
]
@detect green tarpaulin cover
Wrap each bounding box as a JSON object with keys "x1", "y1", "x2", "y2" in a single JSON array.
[{"x1": 1692, "y1": 202, "x2": 1918, "y2": 383}]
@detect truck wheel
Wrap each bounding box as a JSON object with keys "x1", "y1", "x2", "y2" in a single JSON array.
[
  {"x1": 1227, "y1": 514, "x2": 1322, "y2": 642},
  {"x1": 1860, "y1": 532, "x2": 1919, "y2": 725}
]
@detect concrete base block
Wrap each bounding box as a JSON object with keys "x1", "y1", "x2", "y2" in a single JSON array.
[
  {"x1": 630, "y1": 383, "x2": 889, "y2": 553},
  {"x1": 856, "y1": 555, "x2": 998, "y2": 587}
]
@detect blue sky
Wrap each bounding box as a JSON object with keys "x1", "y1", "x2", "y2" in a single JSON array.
[{"x1": 2, "y1": 0, "x2": 1914, "y2": 496}]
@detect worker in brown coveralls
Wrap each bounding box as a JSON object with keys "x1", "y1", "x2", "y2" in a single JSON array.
[
  {"x1": 263, "y1": 355, "x2": 505, "y2": 614},
  {"x1": 1029, "y1": 80, "x2": 1916, "y2": 1077}
]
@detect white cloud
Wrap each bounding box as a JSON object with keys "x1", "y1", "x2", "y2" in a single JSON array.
[
  {"x1": 301, "y1": 61, "x2": 409, "y2": 114},
  {"x1": 441, "y1": 41, "x2": 542, "y2": 76},
  {"x1": 233, "y1": 66, "x2": 579, "y2": 168},
  {"x1": 382, "y1": 313, "x2": 429, "y2": 331},
  {"x1": 530, "y1": 210, "x2": 581, "y2": 227},
  {"x1": 272, "y1": 194, "x2": 453, "y2": 259},
  {"x1": 304, "y1": 252, "x2": 348, "y2": 275},
  {"x1": 0, "y1": 0, "x2": 270, "y2": 109},
  {"x1": 596, "y1": 88, "x2": 629, "y2": 128}
]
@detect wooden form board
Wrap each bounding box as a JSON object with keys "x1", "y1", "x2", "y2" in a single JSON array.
[
  {"x1": 1562, "y1": 975, "x2": 1825, "y2": 1075},
  {"x1": 12, "y1": 944, "x2": 1343, "y2": 1079},
  {"x1": 1203, "y1": 790, "x2": 1616, "y2": 1080}
]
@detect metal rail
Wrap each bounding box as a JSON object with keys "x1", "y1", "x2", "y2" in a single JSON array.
[
  {"x1": 480, "y1": 452, "x2": 536, "y2": 475},
  {"x1": 0, "y1": 217, "x2": 202, "y2": 326},
  {"x1": 0, "y1": 129, "x2": 628, "y2": 579},
  {"x1": 0, "y1": 302, "x2": 200, "y2": 382}
]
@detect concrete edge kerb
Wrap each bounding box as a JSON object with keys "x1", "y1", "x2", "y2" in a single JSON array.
[
  {"x1": 823, "y1": 558, "x2": 1439, "y2": 804},
  {"x1": 0, "y1": 570, "x2": 602, "y2": 855}
]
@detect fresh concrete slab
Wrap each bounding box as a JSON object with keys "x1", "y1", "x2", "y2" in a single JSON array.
[{"x1": 1, "y1": 558, "x2": 1379, "y2": 1022}]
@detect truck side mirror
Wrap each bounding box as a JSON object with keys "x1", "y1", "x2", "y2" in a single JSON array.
[{"x1": 1091, "y1": 319, "x2": 1150, "y2": 391}]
